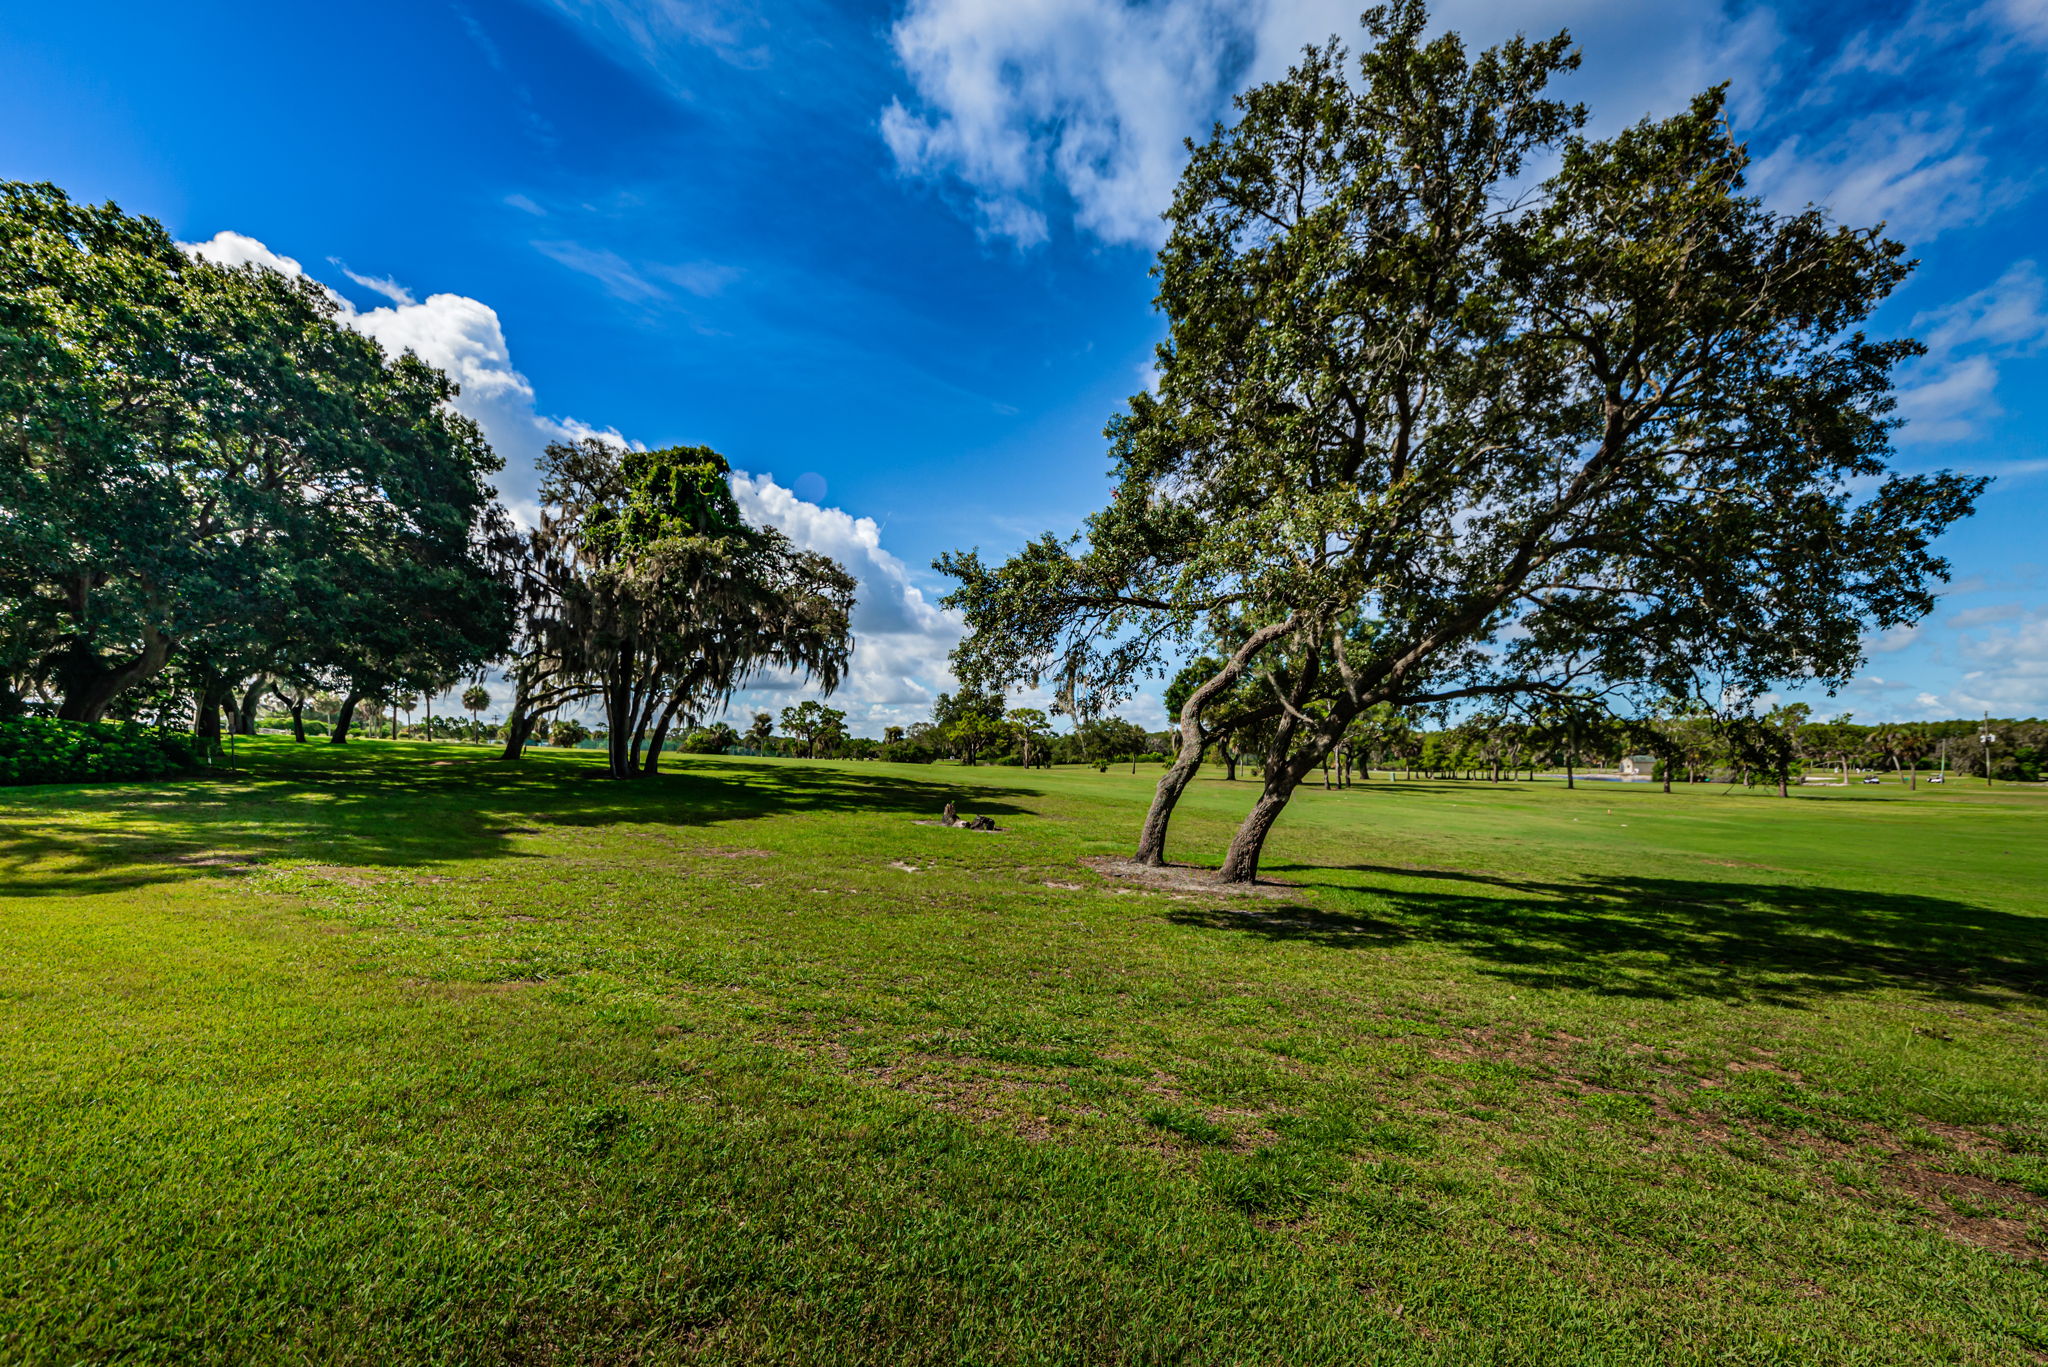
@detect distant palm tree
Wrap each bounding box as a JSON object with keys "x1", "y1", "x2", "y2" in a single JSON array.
[
  {"x1": 1871, "y1": 724, "x2": 1928, "y2": 788},
  {"x1": 746, "y1": 711, "x2": 773, "y2": 752},
  {"x1": 462, "y1": 684, "x2": 490, "y2": 743}
]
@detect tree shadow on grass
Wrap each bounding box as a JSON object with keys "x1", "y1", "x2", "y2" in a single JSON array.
[
  {"x1": 0, "y1": 747, "x2": 1031, "y2": 898},
  {"x1": 1165, "y1": 862, "x2": 2047, "y2": 1009}
]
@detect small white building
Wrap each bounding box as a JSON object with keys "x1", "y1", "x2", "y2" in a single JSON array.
[{"x1": 1619, "y1": 755, "x2": 1657, "y2": 780}]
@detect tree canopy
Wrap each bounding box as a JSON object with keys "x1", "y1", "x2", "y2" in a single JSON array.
[
  {"x1": 0, "y1": 180, "x2": 513, "y2": 728},
  {"x1": 510, "y1": 439, "x2": 856, "y2": 779},
  {"x1": 939, "y1": 1, "x2": 1983, "y2": 882}
]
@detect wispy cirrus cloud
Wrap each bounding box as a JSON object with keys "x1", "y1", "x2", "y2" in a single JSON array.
[
  {"x1": 1894, "y1": 260, "x2": 2048, "y2": 445},
  {"x1": 880, "y1": 0, "x2": 1247, "y2": 248},
  {"x1": 875, "y1": 0, "x2": 1798, "y2": 250},
  {"x1": 1746, "y1": 109, "x2": 2011, "y2": 245},
  {"x1": 534, "y1": 238, "x2": 742, "y2": 304},
  {"x1": 533, "y1": 238, "x2": 669, "y2": 302},
  {"x1": 875, "y1": 0, "x2": 2044, "y2": 265}
]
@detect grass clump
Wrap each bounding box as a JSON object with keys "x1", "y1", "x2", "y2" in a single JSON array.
[{"x1": 1141, "y1": 1106, "x2": 1232, "y2": 1145}]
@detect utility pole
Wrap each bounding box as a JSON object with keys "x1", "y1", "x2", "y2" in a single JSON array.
[{"x1": 1979, "y1": 714, "x2": 1997, "y2": 788}]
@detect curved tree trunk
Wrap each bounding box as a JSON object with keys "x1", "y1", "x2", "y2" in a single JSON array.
[
  {"x1": 1218, "y1": 780, "x2": 1299, "y2": 884},
  {"x1": 53, "y1": 628, "x2": 175, "y2": 724},
  {"x1": 329, "y1": 691, "x2": 364, "y2": 744},
  {"x1": 500, "y1": 707, "x2": 543, "y2": 759},
  {"x1": 1133, "y1": 617, "x2": 1295, "y2": 867},
  {"x1": 640, "y1": 694, "x2": 690, "y2": 777},
  {"x1": 500, "y1": 705, "x2": 530, "y2": 759},
  {"x1": 1134, "y1": 734, "x2": 1209, "y2": 865},
  {"x1": 1215, "y1": 674, "x2": 1348, "y2": 885},
  {"x1": 235, "y1": 676, "x2": 267, "y2": 736}
]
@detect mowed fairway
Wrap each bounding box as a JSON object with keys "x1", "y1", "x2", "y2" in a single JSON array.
[{"x1": 2, "y1": 743, "x2": 2043, "y2": 1365}]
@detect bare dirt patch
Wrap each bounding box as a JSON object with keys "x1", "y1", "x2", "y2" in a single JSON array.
[
  {"x1": 298, "y1": 865, "x2": 384, "y2": 888},
  {"x1": 1081, "y1": 857, "x2": 1296, "y2": 899},
  {"x1": 695, "y1": 847, "x2": 774, "y2": 859},
  {"x1": 1880, "y1": 1160, "x2": 2048, "y2": 1261},
  {"x1": 170, "y1": 852, "x2": 262, "y2": 871}
]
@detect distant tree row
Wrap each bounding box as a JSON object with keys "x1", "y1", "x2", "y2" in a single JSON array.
[{"x1": 1252, "y1": 703, "x2": 2047, "y2": 789}]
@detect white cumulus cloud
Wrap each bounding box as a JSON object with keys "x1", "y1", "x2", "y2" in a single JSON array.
[
  {"x1": 725, "y1": 471, "x2": 967, "y2": 730},
  {"x1": 180, "y1": 230, "x2": 604, "y2": 494},
  {"x1": 178, "y1": 230, "x2": 976, "y2": 733}
]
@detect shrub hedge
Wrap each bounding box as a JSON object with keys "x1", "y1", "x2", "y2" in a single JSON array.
[{"x1": 0, "y1": 718, "x2": 203, "y2": 786}]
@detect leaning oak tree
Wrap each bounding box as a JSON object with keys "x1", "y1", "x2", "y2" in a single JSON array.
[
  {"x1": 941, "y1": 1, "x2": 1982, "y2": 883},
  {"x1": 511, "y1": 439, "x2": 855, "y2": 780}
]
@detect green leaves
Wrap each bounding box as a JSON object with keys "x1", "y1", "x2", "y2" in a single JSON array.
[
  {"x1": 0, "y1": 180, "x2": 513, "y2": 722},
  {"x1": 0, "y1": 717, "x2": 199, "y2": 786},
  {"x1": 942, "y1": 1, "x2": 1985, "y2": 883},
  {"x1": 517, "y1": 440, "x2": 856, "y2": 778}
]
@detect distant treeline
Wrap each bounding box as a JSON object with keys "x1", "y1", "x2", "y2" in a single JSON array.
[{"x1": 533, "y1": 700, "x2": 2047, "y2": 787}]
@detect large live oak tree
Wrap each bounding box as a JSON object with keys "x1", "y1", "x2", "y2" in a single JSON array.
[
  {"x1": 940, "y1": 2, "x2": 1982, "y2": 883},
  {"x1": 0, "y1": 181, "x2": 512, "y2": 725}
]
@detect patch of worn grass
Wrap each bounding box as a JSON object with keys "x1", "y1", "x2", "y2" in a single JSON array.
[{"x1": 1, "y1": 739, "x2": 2044, "y2": 1364}]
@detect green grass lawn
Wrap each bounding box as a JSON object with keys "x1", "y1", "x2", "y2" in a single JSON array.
[{"x1": 2, "y1": 741, "x2": 2043, "y2": 1365}]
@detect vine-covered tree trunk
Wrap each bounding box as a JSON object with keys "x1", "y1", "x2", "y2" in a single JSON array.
[{"x1": 193, "y1": 676, "x2": 228, "y2": 743}]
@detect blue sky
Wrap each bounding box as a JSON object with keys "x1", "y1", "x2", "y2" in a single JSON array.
[{"x1": 3, "y1": 0, "x2": 2044, "y2": 730}]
